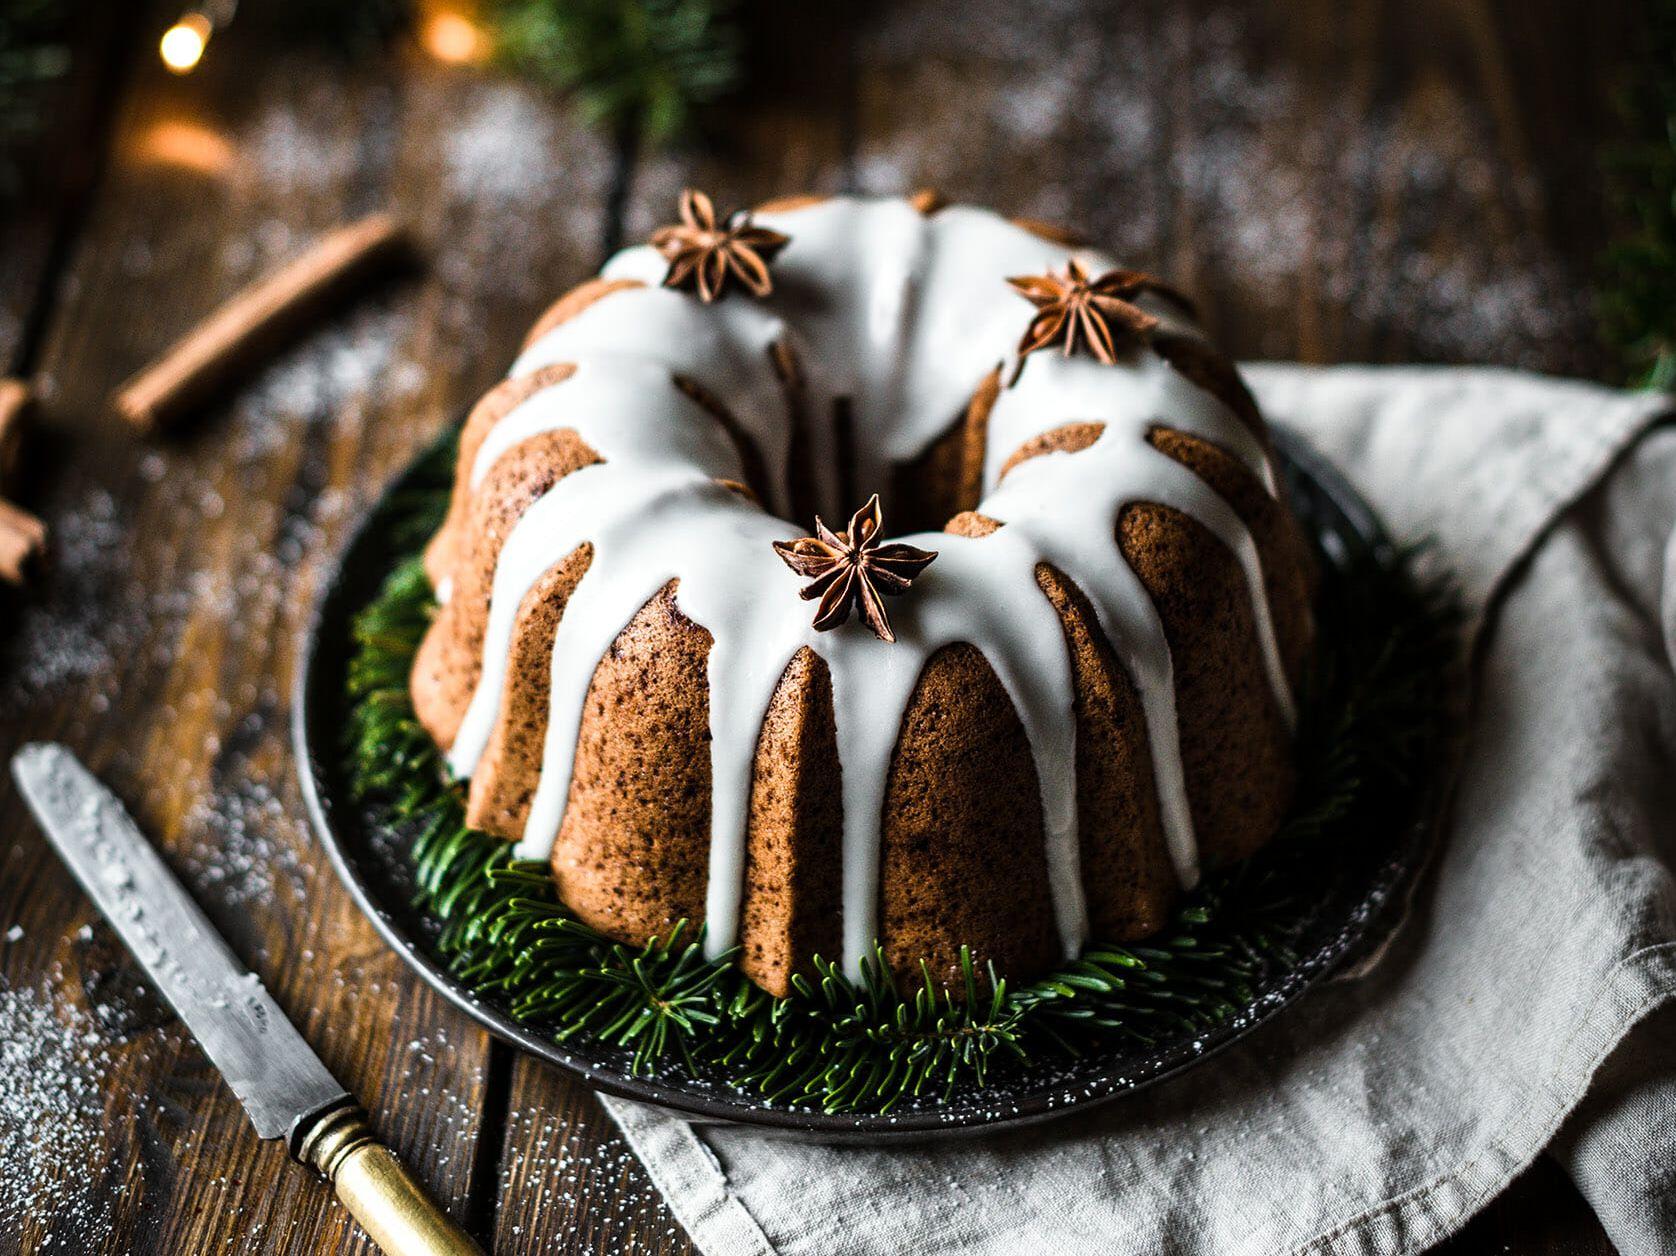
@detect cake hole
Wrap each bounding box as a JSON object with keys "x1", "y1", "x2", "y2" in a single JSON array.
[
  {"x1": 832, "y1": 396, "x2": 858, "y2": 512},
  {"x1": 769, "y1": 347, "x2": 1006, "y2": 535},
  {"x1": 672, "y1": 373, "x2": 773, "y2": 504}
]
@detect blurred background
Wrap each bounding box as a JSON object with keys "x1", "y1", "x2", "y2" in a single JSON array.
[{"x1": 1, "y1": 0, "x2": 1662, "y2": 390}]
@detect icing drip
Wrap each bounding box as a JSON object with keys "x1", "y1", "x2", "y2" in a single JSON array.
[
  {"x1": 511, "y1": 286, "x2": 792, "y2": 515},
  {"x1": 982, "y1": 349, "x2": 1295, "y2": 883},
  {"x1": 448, "y1": 196, "x2": 1296, "y2": 979},
  {"x1": 447, "y1": 368, "x2": 748, "y2": 777}
]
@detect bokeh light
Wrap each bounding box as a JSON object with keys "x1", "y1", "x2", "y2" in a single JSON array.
[
  {"x1": 422, "y1": 12, "x2": 486, "y2": 66},
  {"x1": 159, "y1": 13, "x2": 212, "y2": 75}
]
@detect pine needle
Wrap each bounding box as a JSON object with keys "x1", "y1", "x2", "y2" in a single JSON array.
[{"x1": 486, "y1": 0, "x2": 740, "y2": 146}]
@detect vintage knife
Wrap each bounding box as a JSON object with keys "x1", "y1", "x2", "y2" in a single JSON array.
[{"x1": 10, "y1": 743, "x2": 482, "y2": 1256}]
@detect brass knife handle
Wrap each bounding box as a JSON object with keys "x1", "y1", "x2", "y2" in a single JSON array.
[{"x1": 296, "y1": 1104, "x2": 484, "y2": 1256}]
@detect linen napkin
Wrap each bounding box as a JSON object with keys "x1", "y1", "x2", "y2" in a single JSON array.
[{"x1": 601, "y1": 365, "x2": 1676, "y2": 1256}]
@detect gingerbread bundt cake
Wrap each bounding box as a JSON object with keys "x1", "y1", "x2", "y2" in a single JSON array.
[{"x1": 412, "y1": 192, "x2": 1314, "y2": 998}]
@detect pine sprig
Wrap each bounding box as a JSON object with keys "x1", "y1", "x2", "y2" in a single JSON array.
[
  {"x1": 487, "y1": 0, "x2": 740, "y2": 146},
  {"x1": 728, "y1": 950, "x2": 1030, "y2": 1111},
  {"x1": 1600, "y1": 0, "x2": 1676, "y2": 389},
  {"x1": 343, "y1": 480, "x2": 1456, "y2": 1114}
]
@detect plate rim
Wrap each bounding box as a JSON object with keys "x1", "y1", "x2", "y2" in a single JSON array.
[{"x1": 291, "y1": 423, "x2": 1436, "y2": 1144}]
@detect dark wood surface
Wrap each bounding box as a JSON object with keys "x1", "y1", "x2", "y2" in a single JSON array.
[{"x1": 0, "y1": 1, "x2": 1643, "y2": 1251}]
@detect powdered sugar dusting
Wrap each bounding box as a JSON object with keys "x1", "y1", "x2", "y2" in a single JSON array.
[
  {"x1": 390, "y1": 1026, "x2": 485, "y2": 1182},
  {"x1": 179, "y1": 749, "x2": 316, "y2": 909},
  {"x1": 0, "y1": 979, "x2": 125, "y2": 1244},
  {"x1": 239, "y1": 87, "x2": 367, "y2": 198},
  {"x1": 499, "y1": 1104, "x2": 683, "y2": 1253},
  {"x1": 434, "y1": 79, "x2": 615, "y2": 310},
  {"x1": 0, "y1": 488, "x2": 127, "y2": 708},
  {"x1": 442, "y1": 83, "x2": 568, "y2": 209}
]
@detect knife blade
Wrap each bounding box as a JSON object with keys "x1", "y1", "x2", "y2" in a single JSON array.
[
  {"x1": 11, "y1": 742, "x2": 482, "y2": 1256},
  {"x1": 12, "y1": 740, "x2": 348, "y2": 1138}
]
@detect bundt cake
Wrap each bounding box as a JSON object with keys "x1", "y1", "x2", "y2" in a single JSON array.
[{"x1": 411, "y1": 191, "x2": 1315, "y2": 999}]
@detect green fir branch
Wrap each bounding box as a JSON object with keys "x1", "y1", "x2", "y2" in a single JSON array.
[
  {"x1": 344, "y1": 480, "x2": 1456, "y2": 1114},
  {"x1": 486, "y1": 0, "x2": 740, "y2": 146},
  {"x1": 1600, "y1": 0, "x2": 1676, "y2": 389}
]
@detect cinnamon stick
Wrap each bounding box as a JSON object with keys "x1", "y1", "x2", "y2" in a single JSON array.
[
  {"x1": 112, "y1": 213, "x2": 412, "y2": 431},
  {"x1": 0, "y1": 376, "x2": 30, "y2": 487},
  {"x1": 0, "y1": 497, "x2": 45, "y2": 585}
]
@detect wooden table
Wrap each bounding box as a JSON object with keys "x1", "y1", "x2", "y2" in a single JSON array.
[{"x1": 0, "y1": 1, "x2": 1642, "y2": 1251}]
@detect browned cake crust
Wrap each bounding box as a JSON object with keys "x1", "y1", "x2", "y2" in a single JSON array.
[
  {"x1": 424, "y1": 363, "x2": 581, "y2": 586},
  {"x1": 412, "y1": 193, "x2": 1316, "y2": 997},
  {"x1": 466, "y1": 543, "x2": 594, "y2": 836},
  {"x1": 737, "y1": 648, "x2": 844, "y2": 992}
]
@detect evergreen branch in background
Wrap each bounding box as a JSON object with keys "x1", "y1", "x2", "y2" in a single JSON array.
[
  {"x1": 486, "y1": 0, "x2": 740, "y2": 145},
  {"x1": 0, "y1": 0, "x2": 70, "y2": 199},
  {"x1": 1600, "y1": 0, "x2": 1676, "y2": 389},
  {"x1": 345, "y1": 471, "x2": 1457, "y2": 1114}
]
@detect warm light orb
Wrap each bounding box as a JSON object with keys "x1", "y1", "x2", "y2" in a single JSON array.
[
  {"x1": 137, "y1": 120, "x2": 235, "y2": 175},
  {"x1": 423, "y1": 11, "x2": 485, "y2": 65},
  {"x1": 159, "y1": 12, "x2": 211, "y2": 74}
]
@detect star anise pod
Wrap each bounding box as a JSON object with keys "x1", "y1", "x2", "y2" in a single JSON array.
[
  {"x1": 772, "y1": 495, "x2": 938, "y2": 644},
  {"x1": 650, "y1": 188, "x2": 791, "y2": 303},
  {"x1": 1007, "y1": 260, "x2": 1185, "y2": 364}
]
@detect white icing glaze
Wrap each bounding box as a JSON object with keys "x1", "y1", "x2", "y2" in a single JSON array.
[
  {"x1": 512, "y1": 285, "x2": 792, "y2": 515},
  {"x1": 445, "y1": 196, "x2": 1296, "y2": 979}
]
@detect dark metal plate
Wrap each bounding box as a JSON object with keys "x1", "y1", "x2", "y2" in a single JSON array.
[{"x1": 293, "y1": 425, "x2": 1437, "y2": 1143}]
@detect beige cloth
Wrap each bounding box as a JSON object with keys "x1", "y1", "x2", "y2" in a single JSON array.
[{"x1": 603, "y1": 366, "x2": 1676, "y2": 1256}]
